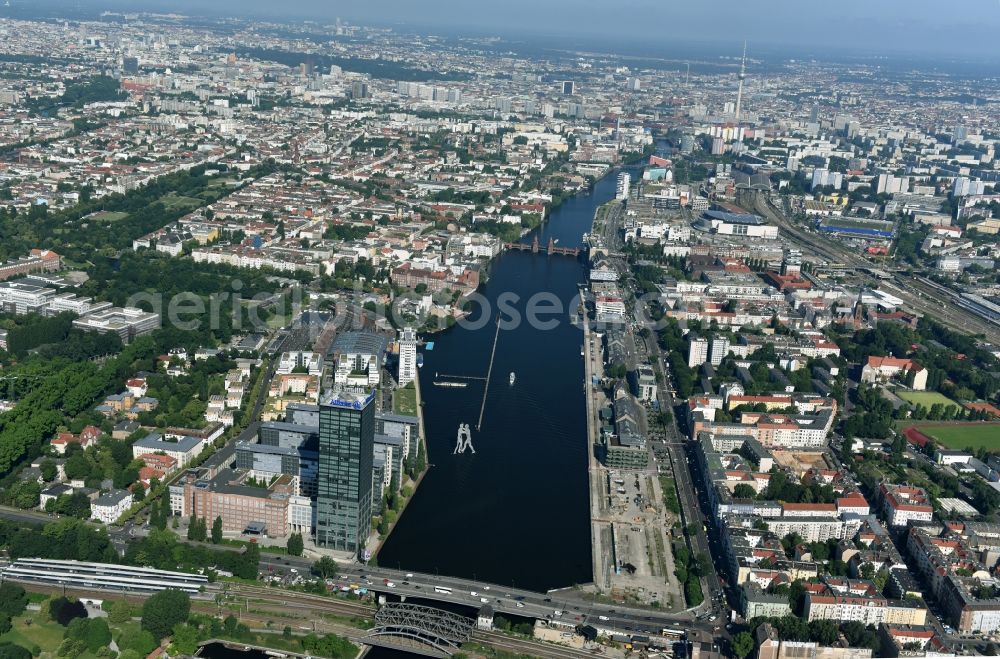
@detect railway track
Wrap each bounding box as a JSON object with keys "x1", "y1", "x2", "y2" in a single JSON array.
[
  {"x1": 228, "y1": 585, "x2": 600, "y2": 658},
  {"x1": 224, "y1": 584, "x2": 374, "y2": 616},
  {"x1": 14, "y1": 579, "x2": 597, "y2": 659},
  {"x1": 745, "y1": 192, "x2": 1000, "y2": 343},
  {"x1": 475, "y1": 630, "x2": 601, "y2": 658}
]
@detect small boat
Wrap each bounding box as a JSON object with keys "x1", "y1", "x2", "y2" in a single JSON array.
[
  {"x1": 509, "y1": 372, "x2": 516, "y2": 386},
  {"x1": 416, "y1": 354, "x2": 424, "y2": 368},
  {"x1": 434, "y1": 381, "x2": 467, "y2": 388}
]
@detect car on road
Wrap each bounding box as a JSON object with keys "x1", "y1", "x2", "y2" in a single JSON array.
[
  {"x1": 599, "y1": 615, "x2": 609, "y2": 621},
  {"x1": 516, "y1": 602, "x2": 525, "y2": 608}
]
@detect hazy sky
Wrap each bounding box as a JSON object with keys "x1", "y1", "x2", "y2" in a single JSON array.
[{"x1": 54, "y1": 0, "x2": 1000, "y2": 59}]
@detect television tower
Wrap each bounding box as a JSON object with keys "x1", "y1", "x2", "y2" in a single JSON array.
[{"x1": 734, "y1": 41, "x2": 747, "y2": 123}]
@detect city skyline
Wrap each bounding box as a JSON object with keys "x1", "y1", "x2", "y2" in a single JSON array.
[
  {"x1": 0, "y1": 4, "x2": 998, "y2": 658},
  {"x1": 11, "y1": 0, "x2": 1000, "y2": 60}
]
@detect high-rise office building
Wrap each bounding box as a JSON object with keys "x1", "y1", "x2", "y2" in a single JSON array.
[
  {"x1": 398, "y1": 327, "x2": 417, "y2": 388},
  {"x1": 351, "y1": 81, "x2": 369, "y2": 100},
  {"x1": 562, "y1": 80, "x2": 575, "y2": 95},
  {"x1": 315, "y1": 390, "x2": 375, "y2": 557}
]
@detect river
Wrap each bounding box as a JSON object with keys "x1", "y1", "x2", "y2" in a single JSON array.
[
  {"x1": 369, "y1": 164, "x2": 642, "y2": 659},
  {"x1": 376, "y1": 169, "x2": 632, "y2": 588}
]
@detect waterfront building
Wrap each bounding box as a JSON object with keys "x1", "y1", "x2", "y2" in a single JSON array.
[
  {"x1": 398, "y1": 327, "x2": 417, "y2": 387},
  {"x1": 616, "y1": 172, "x2": 631, "y2": 200},
  {"x1": 316, "y1": 389, "x2": 375, "y2": 556}
]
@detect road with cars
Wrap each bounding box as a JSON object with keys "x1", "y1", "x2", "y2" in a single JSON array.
[
  {"x1": 597, "y1": 197, "x2": 731, "y2": 635},
  {"x1": 327, "y1": 564, "x2": 714, "y2": 638}
]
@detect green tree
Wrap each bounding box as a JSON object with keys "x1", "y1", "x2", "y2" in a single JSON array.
[
  {"x1": 0, "y1": 583, "x2": 28, "y2": 618},
  {"x1": 67, "y1": 618, "x2": 111, "y2": 652},
  {"x1": 211, "y1": 516, "x2": 223, "y2": 544},
  {"x1": 6, "y1": 480, "x2": 41, "y2": 509},
  {"x1": 732, "y1": 632, "x2": 754, "y2": 659},
  {"x1": 287, "y1": 532, "x2": 304, "y2": 557},
  {"x1": 808, "y1": 619, "x2": 839, "y2": 646},
  {"x1": 106, "y1": 600, "x2": 134, "y2": 625},
  {"x1": 312, "y1": 556, "x2": 339, "y2": 580},
  {"x1": 732, "y1": 484, "x2": 756, "y2": 499},
  {"x1": 118, "y1": 630, "x2": 157, "y2": 658},
  {"x1": 39, "y1": 459, "x2": 58, "y2": 482},
  {"x1": 0, "y1": 643, "x2": 31, "y2": 659},
  {"x1": 141, "y1": 590, "x2": 191, "y2": 640},
  {"x1": 49, "y1": 597, "x2": 86, "y2": 626},
  {"x1": 170, "y1": 623, "x2": 200, "y2": 655},
  {"x1": 153, "y1": 494, "x2": 169, "y2": 531}
]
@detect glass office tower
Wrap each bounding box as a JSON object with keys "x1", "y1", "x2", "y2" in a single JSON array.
[{"x1": 315, "y1": 390, "x2": 375, "y2": 556}]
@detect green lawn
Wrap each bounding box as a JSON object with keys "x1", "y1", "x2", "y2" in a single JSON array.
[
  {"x1": 393, "y1": 386, "x2": 417, "y2": 416},
  {"x1": 0, "y1": 615, "x2": 64, "y2": 655},
  {"x1": 91, "y1": 211, "x2": 129, "y2": 222},
  {"x1": 916, "y1": 424, "x2": 1000, "y2": 450},
  {"x1": 897, "y1": 391, "x2": 961, "y2": 411},
  {"x1": 159, "y1": 192, "x2": 204, "y2": 210}
]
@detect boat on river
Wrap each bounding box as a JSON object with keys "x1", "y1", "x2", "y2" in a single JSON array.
[
  {"x1": 434, "y1": 381, "x2": 467, "y2": 388},
  {"x1": 509, "y1": 372, "x2": 516, "y2": 386}
]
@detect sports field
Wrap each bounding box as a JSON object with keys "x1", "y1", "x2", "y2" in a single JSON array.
[
  {"x1": 897, "y1": 391, "x2": 960, "y2": 411},
  {"x1": 905, "y1": 423, "x2": 1000, "y2": 450}
]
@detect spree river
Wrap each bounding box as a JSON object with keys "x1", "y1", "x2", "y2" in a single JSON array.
[{"x1": 376, "y1": 168, "x2": 631, "y2": 594}]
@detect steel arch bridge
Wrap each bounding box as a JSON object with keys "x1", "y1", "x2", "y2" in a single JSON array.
[{"x1": 362, "y1": 602, "x2": 475, "y2": 656}]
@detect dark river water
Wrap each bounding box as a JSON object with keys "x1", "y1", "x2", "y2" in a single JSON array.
[
  {"x1": 375, "y1": 169, "x2": 632, "y2": 593},
  {"x1": 373, "y1": 153, "x2": 661, "y2": 658}
]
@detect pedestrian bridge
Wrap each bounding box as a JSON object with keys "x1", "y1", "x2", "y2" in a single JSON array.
[{"x1": 359, "y1": 602, "x2": 475, "y2": 657}]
